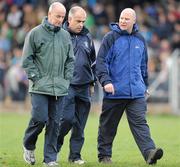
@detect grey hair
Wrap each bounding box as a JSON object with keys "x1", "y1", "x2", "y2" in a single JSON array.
[{"x1": 68, "y1": 6, "x2": 85, "y2": 18}]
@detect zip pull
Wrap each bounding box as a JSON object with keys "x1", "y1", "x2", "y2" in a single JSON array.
[{"x1": 56, "y1": 96, "x2": 58, "y2": 100}]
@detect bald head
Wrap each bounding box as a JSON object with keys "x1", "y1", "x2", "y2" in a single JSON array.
[
  {"x1": 48, "y1": 2, "x2": 66, "y2": 27},
  {"x1": 121, "y1": 8, "x2": 136, "y2": 21},
  {"x1": 68, "y1": 6, "x2": 87, "y2": 34},
  {"x1": 48, "y1": 2, "x2": 66, "y2": 13},
  {"x1": 119, "y1": 8, "x2": 136, "y2": 33}
]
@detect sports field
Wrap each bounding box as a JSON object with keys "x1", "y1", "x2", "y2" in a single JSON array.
[{"x1": 0, "y1": 109, "x2": 180, "y2": 167}]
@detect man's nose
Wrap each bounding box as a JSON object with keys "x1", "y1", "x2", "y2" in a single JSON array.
[
  {"x1": 79, "y1": 22, "x2": 84, "y2": 27},
  {"x1": 121, "y1": 19, "x2": 126, "y2": 23},
  {"x1": 59, "y1": 17, "x2": 64, "y2": 23}
]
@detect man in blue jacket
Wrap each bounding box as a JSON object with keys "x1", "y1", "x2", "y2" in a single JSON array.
[
  {"x1": 56, "y1": 6, "x2": 96, "y2": 164},
  {"x1": 96, "y1": 8, "x2": 163, "y2": 165}
]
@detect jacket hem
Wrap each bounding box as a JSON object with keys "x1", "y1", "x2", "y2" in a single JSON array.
[{"x1": 29, "y1": 91, "x2": 68, "y2": 96}]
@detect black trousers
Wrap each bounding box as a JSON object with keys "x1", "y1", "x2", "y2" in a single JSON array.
[
  {"x1": 57, "y1": 84, "x2": 91, "y2": 161},
  {"x1": 98, "y1": 98, "x2": 155, "y2": 161},
  {"x1": 23, "y1": 93, "x2": 64, "y2": 163}
]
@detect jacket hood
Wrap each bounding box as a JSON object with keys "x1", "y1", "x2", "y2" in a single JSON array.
[
  {"x1": 63, "y1": 21, "x2": 89, "y2": 35},
  {"x1": 42, "y1": 16, "x2": 61, "y2": 32},
  {"x1": 109, "y1": 22, "x2": 139, "y2": 34}
]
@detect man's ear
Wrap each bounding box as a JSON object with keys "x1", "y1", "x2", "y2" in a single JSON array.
[
  {"x1": 48, "y1": 11, "x2": 51, "y2": 17},
  {"x1": 47, "y1": 12, "x2": 51, "y2": 23},
  {"x1": 68, "y1": 16, "x2": 72, "y2": 23},
  {"x1": 133, "y1": 18, "x2": 136, "y2": 24}
]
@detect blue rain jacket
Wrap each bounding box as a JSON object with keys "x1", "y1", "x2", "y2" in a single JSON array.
[{"x1": 96, "y1": 23, "x2": 148, "y2": 99}]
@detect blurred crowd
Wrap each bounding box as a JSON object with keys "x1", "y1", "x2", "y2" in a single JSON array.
[{"x1": 0, "y1": 0, "x2": 179, "y2": 103}]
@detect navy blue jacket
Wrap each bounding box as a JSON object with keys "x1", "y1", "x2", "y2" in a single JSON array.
[
  {"x1": 63, "y1": 21, "x2": 96, "y2": 85},
  {"x1": 96, "y1": 23, "x2": 148, "y2": 99}
]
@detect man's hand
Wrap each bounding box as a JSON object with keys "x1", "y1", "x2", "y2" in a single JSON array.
[
  {"x1": 145, "y1": 89, "x2": 150, "y2": 100},
  {"x1": 90, "y1": 85, "x2": 94, "y2": 94},
  {"x1": 104, "y1": 83, "x2": 115, "y2": 95}
]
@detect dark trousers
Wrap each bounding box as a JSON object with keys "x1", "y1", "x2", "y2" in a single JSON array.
[
  {"x1": 57, "y1": 84, "x2": 91, "y2": 160},
  {"x1": 23, "y1": 93, "x2": 64, "y2": 163},
  {"x1": 98, "y1": 98, "x2": 156, "y2": 160}
]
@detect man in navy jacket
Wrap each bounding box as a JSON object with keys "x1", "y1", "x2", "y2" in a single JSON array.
[
  {"x1": 96, "y1": 8, "x2": 163, "y2": 165},
  {"x1": 56, "y1": 6, "x2": 96, "y2": 165}
]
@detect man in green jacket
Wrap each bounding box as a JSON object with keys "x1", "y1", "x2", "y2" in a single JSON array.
[{"x1": 22, "y1": 2, "x2": 74, "y2": 166}]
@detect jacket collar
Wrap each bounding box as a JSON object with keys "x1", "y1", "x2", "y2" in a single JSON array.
[
  {"x1": 63, "y1": 21, "x2": 89, "y2": 35},
  {"x1": 42, "y1": 16, "x2": 61, "y2": 33},
  {"x1": 109, "y1": 22, "x2": 139, "y2": 35}
]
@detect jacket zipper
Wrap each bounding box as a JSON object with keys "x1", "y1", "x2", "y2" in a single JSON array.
[
  {"x1": 128, "y1": 35, "x2": 132, "y2": 97},
  {"x1": 52, "y1": 32, "x2": 56, "y2": 98}
]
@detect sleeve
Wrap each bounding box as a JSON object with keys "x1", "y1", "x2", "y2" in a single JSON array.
[
  {"x1": 96, "y1": 33, "x2": 114, "y2": 87},
  {"x1": 89, "y1": 35, "x2": 96, "y2": 82},
  {"x1": 141, "y1": 44, "x2": 149, "y2": 88},
  {"x1": 21, "y1": 31, "x2": 40, "y2": 82},
  {"x1": 64, "y1": 34, "x2": 75, "y2": 81}
]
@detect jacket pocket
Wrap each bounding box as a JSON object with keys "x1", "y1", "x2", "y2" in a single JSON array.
[
  {"x1": 54, "y1": 77, "x2": 70, "y2": 94},
  {"x1": 33, "y1": 76, "x2": 52, "y2": 93}
]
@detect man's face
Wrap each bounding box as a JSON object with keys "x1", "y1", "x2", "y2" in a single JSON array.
[
  {"x1": 68, "y1": 11, "x2": 86, "y2": 34},
  {"x1": 119, "y1": 10, "x2": 136, "y2": 33},
  {"x1": 48, "y1": 7, "x2": 66, "y2": 27}
]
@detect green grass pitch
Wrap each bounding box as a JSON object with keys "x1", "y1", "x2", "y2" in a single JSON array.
[{"x1": 0, "y1": 110, "x2": 180, "y2": 167}]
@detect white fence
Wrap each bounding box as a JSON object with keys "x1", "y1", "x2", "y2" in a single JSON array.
[
  {"x1": 148, "y1": 49, "x2": 180, "y2": 114},
  {"x1": 169, "y1": 49, "x2": 180, "y2": 114}
]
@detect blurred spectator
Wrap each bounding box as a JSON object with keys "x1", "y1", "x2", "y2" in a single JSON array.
[
  {"x1": 92, "y1": 2, "x2": 108, "y2": 26},
  {"x1": 0, "y1": 9, "x2": 6, "y2": 27},
  {"x1": 7, "y1": 4, "x2": 23, "y2": 28},
  {"x1": 84, "y1": 6, "x2": 96, "y2": 35},
  {"x1": 0, "y1": 49, "x2": 6, "y2": 101},
  {"x1": 14, "y1": 23, "x2": 31, "y2": 48},
  {"x1": 1, "y1": 22, "x2": 13, "y2": 40},
  {"x1": 0, "y1": 0, "x2": 179, "y2": 104},
  {"x1": 6, "y1": 62, "x2": 28, "y2": 101},
  {"x1": 148, "y1": 33, "x2": 161, "y2": 51},
  {"x1": 144, "y1": 2, "x2": 158, "y2": 21},
  {"x1": 0, "y1": 22, "x2": 12, "y2": 53},
  {"x1": 159, "y1": 39, "x2": 172, "y2": 71},
  {"x1": 87, "y1": 0, "x2": 96, "y2": 8},
  {"x1": 6, "y1": 47, "x2": 28, "y2": 101},
  {"x1": 140, "y1": 24, "x2": 153, "y2": 43},
  {"x1": 11, "y1": 47, "x2": 22, "y2": 65},
  {"x1": 92, "y1": 2, "x2": 109, "y2": 39},
  {"x1": 35, "y1": 6, "x2": 47, "y2": 24},
  {"x1": 154, "y1": 11, "x2": 174, "y2": 39},
  {"x1": 105, "y1": 4, "x2": 115, "y2": 23},
  {"x1": 22, "y1": 3, "x2": 38, "y2": 28},
  {"x1": 171, "y1": 32, "x2": 180, "y2": 50},
  {"x1": 174, "y1": 20, "x2": 180, "y2": 33}
]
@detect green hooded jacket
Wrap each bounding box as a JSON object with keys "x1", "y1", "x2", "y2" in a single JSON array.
[{"x1": 22, "y1": 17, "x2": 74, "y2": 96}]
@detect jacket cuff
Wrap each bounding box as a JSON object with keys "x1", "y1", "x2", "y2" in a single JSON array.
[
  {"x1": 102, "y1": 80, "x2": 112, "y2": 87},
  {"x1": 28, "y1": 75, "x2": 38, "y2": 83}
]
